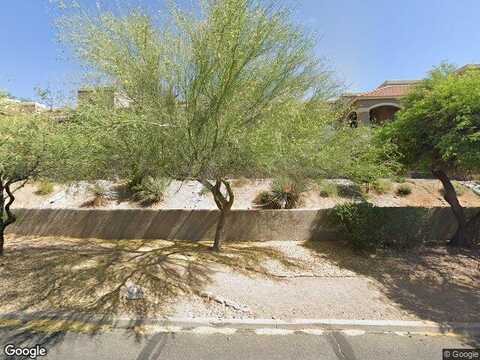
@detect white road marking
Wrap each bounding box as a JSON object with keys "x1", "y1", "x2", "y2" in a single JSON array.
[
  {"x1": 190, "y1": 327, "x2": 237, "y2": 335},
  {"x1": 254, "y1": 328, "x2": 295, "y2": 335},
  {"x1": 341, "y1": 329, "x2": 366, "y2": 336},
  {"x1": 300, "y1": 329, "x2": 325, "y2": 335}
]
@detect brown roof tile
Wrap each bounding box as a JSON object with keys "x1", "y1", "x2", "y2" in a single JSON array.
[{"x1": 357, "y1": 83, "x2": 416, "y2": 98}]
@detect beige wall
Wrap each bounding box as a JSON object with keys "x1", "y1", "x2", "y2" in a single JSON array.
[
  {"x1": 8, "y1": 207, "x2": 478, "y2": 243},
  {"x1": 350, "y1": 98, "x2": 402, "y2": 125}
]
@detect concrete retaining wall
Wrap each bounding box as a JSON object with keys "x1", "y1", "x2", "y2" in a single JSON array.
[{"x1": 8, "y1": 207, "x2": 480, "y2": 242}]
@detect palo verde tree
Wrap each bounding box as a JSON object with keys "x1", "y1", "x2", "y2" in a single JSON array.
[
  {"x1": 0, "y1": 93, "x2": 64, "y2": 256},
  {"x1": 379, "y1": 64, "x2": 480, "y2": 247},
  {"x1": 251, "y1": 96, "x2": 400, "y2": 187},
  {"x1": 58, "y1": 0, "x2": 336, "y2": 250}
]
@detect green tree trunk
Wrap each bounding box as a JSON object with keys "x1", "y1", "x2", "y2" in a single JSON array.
[
  {"x1": 213, "y1": 208, "x2": 229, "y2": 252},
  {"x1": 0, "y1": 225, "x2": 4, "y2": 257},
  {"x1": 432, "y1": 169, "x2": 471, "y2": 247},
  {"x1": 199, "y1": 179, "x2": 234, "y2": 252}
]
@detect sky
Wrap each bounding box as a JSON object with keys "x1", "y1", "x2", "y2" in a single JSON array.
[{"x1": 1, "y1": 0, "x2": 480, "y2": 103}]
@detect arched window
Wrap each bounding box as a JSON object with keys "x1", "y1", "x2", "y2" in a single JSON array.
[
  {"x1": 347, "y1": 111, "x2": 358, "y2": 128},
  {"x1": 368, "y1": 104, "x2": 401, "y2": 125}
]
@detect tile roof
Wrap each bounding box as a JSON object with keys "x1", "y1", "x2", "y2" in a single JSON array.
[{"x1": 357, "y1": 82, "x2": 417, "y2": 99}]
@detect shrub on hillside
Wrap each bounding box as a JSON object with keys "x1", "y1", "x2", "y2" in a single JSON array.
[
  {"x1": 395, "y1": 183, "x2": 412, "y2": 197},
  {"x1": 336, "y1": 182, "x2": 363, "y2": 199},
  {"x1": 254, "y1": 177, "x2": 305, "y2": 209},
  {"x1": 327, "y1": 202, "x2": 427, "y2": 251},
  {"x1": 35, "y1": 181, "x2": 55, "y2": 196},
  {"x1": 371, "y1": 179, "x2": 393, "y2": 194},
  {"x1": 132, "y1": 176, "x2": 170, "y2": 206},
  {"x1": 318, "y1": 180, "x2": 338, "y2": 198},
  {"x1": 87, "y1": 183, "x2": 110, "y2": 207}
]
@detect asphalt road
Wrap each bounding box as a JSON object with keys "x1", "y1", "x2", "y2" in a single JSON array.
[{"x1": 0, "y1": 327, "x2": 478, "y2": 360}]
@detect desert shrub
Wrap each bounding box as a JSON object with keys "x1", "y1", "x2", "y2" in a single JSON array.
[
  {"x1": 439, "y1": 181, "x2": 466, "y2": 197},
  {"x1": 371, "y1": 179, "x2": 393, "y2": 194},
  {"x1": 126, "y1": 173, "x2": 144, "y2": 192},
  {"x1": 132, "y1": 176, "x2": 170, "y2": 205},
  {"x1": 327, "y1": 202, "x2": 427, "y2": 251},
  {"x1": 393, "y1": 175, "x2": 407, "y2": 183},
  {"x1": 395, "y1": 183, "x2": 412, "y2": 197},
  {"x1": 85, "y1": 183, "x2": 110, "y2": 207},
  {"x1": 254, "y1": 191, "x2": 275, "y2": 208},
  {"x1": 336, "y1": 182, "x2": 363, "y2": 199},
  {"x1": 318, "y1": 180, "x2": 338, "y2": 198},
  {"x1": 35, "y1": 181, "x2": 54, "y2": 196},
  {"x1": 254, "y1": 177, "x2": 305, "y2": 209}
]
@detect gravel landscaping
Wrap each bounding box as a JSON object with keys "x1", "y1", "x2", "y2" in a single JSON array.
[
  {"x1": 1, "y1": 236, "x2": 478, "y2": 323},
  {"x1": 12, "y1": 179, "x2": 480, "y2": 210}
]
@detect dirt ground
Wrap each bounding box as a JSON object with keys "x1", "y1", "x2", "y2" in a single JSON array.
[
  {"x1": 1, "y1": 236, "x2": 478, "y2": 323},
  {"x1": 12, "y1": 178, "x2": 480, "y2": 210}
]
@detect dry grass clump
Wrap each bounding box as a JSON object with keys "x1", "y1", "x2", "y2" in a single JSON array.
[
  {"x1": 82, "y1": 183, "x2": 110, "y2": 207},
  {"x1": 439, "y1": 181, "x2": 466, "y2": 197},
  {"x1": 318, "y1": 180, "x2": 338, "y2": 198},
  {"x1": 254, "y1": 177, "x2": 305, "y2": 209},
  {"x1": 35, "y1": 181, "x2": 55, "y2": 196},
  {"x1": 371, "y1": 179, "x2": 393, "y2": 194},
  {"x1": 395, "y1": 183, "x2": 412, "y2": 197}
]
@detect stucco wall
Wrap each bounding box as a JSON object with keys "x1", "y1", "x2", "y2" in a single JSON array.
[{"x1": 8, "y1": 207, "x2": 479, "y2": 242}]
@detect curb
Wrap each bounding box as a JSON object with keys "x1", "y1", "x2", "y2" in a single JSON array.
[{"x1": 1, "y1": 314, "x2": 479, "y2": 335}]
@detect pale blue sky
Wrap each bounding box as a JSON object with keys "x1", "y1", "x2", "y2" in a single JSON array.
[{"x1": 1, "y1": 0, "x2": 479, "y2": 102}]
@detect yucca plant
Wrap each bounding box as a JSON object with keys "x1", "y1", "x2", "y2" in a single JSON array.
[
  {"x1": 88, "y1": 183, "x2": 110, "y2": 207},
  {"x1": 254, "y1": 178, "x2": 304, "y2": 209},
  {"x1": 132, "y1": 177, "x2": 170, "y2": 206}
]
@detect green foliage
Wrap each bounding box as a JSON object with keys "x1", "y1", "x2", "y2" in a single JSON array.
[
  {"x1": 371, "y1": 179, "x2": 393, "y2": 194},
  {"x1": 251, "y1": 101, "x2": 401, "y2": 185},
  {"x1": 328, "y1": 202, "x2": 427, "y2": 251},
  {"x1": 318, "y1": 180, "x2": 338, "y2": 198},
  {"x1": 0, "y1": 116, "x2": 57, "y2": 182},
  {"x1": 254, "y1": 177, "x2": 305, "y2": 209},
  {"x1": 131, "y1": 177, "x2": 170, "y2": 205},
  {"x1": 58, "y1": 0, "x2": 334, "y2": 183},
  {"x1": 336, "y1": 183, "x2": 363, "y2": 199},
  {"x1": 55, "y1": 0, "x2": 401, "y2": 249},
  {"x1": 378, "y1": 64, "x2": 480, "y2": 175},
  {"x1": 395, "y1": 183, "x2": 412, "y2": 197},
  {"x1": 0, "y1": 91, "x2": 69, "y2": 255},
  {"x1": 0, "y1": 97, "x2": 67, "y2": 190},
  {"x1": 35, "y1": 181, "x2": 55, "y2": 196}
]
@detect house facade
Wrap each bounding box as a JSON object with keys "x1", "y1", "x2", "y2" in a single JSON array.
[
  {"x1": 344, "y1": 80, "x2": 418, "y2": 127},
  {"x1": 344, "y1": 64, "x2": 480, "y2": 127}
]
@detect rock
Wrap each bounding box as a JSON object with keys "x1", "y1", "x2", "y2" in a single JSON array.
[
  {"x1": 473, "y1": 185, "x2": 480, "y2": 197},
  {"x1": 125, "y1": 284, "x2": 144, "y2": 300},
  {"x1": 45, "y1": 191, "x2": 66, "y2": 206},
  {"x1": 199, "y1": 291, "x2": 250, "y2": 312}
]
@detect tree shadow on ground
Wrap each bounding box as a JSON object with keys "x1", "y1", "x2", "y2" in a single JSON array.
[
  {"x1": 0, "y1": 236, "x2": 300, "y2": 359},
  {"x1": 303, "y1": 240, "x2": 480, "y2": 346}
]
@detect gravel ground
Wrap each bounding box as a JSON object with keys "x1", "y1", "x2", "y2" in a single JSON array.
[
  {"x1": 13, "y1": 179, "x2": 480, "y2": 210},
  {"x1": 1, "y1": 236, "x2": 478, "y2": 323}
]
